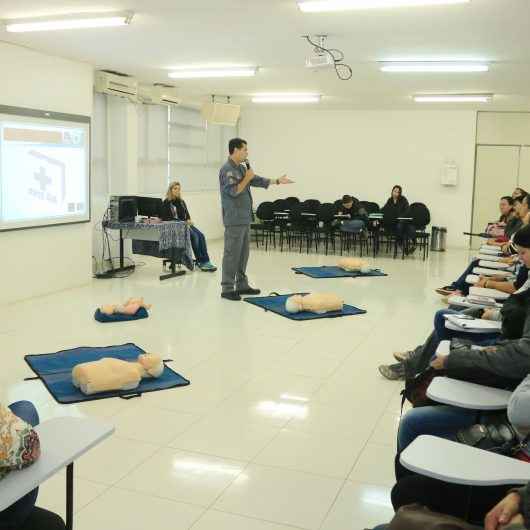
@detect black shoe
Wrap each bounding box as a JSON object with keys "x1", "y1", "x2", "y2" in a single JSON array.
[
  {"x1": 237, "y1": 287, "x2": 261, "y2": 296},
  {"x1": 221, "y1": 292, "x2": 242, "y2": 301}
]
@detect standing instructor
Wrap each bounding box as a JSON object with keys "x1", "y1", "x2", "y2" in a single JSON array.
[{"x1": 219, "y1": 138, "x2": 293, "y2": 301}]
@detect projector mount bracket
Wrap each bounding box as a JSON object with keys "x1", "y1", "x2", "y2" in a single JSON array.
[{"x1": 302, "y1": 34, "x2": 353, "y2": 81}]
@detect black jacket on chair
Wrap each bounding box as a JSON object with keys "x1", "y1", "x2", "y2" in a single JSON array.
[{"x1": 160, "y1": 199, "x2": 191, "y2": 222}]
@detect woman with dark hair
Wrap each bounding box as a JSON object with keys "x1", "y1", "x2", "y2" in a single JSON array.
[
  {"x1": 499, "y1": 196, "x2": 515, "y2": 223},
  {"x1": 382, "y1": 185, "x2": 409, "y2": 221},
  {"x1": 498, "y1": 195, "x2": 521, "y2": 240},
  {"x1": 382, "y1": 185, "x2": 416, "y2": 250}
]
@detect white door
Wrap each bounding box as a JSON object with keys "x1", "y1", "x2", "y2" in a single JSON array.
[
  {"x1": 472, "y1": 146, "x2": 520, "y2": 247},
  {"x1": 518, "y1": 146, "x2": 530, "y2": 192}
]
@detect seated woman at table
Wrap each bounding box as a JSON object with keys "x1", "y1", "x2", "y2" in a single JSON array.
[
  {"x1": 381, "y1": 185, "x2": 415, "y2": 249},
  {"x1": 161, "y1": 181, "x2": 217, "y2": 272},
  {"x1": 484, "y1": 194, "x2": 528, "y2": 249},
  {"x1": 1, "y1": 401, "x2": 66, "y2": 530}
]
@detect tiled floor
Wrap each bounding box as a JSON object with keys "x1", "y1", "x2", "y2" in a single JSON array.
[{"x1": 0, "y1": 241, "x2": 472, "y2": 530}]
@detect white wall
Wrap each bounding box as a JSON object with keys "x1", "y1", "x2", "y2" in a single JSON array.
[
  {"x1": 477, "y1": 112, "x2": 530, "y2": 145},
  {"x1": 240, "y1": 109, "x2": 477, "y2": 248},
  {"x1": 0, "y1": 42, "x2": 93, "y2": 304}
]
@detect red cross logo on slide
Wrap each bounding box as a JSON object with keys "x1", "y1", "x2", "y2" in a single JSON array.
[
  {"x1": 29, "y1": 150, "x2": 66, "y2": 203},
  {"x1": 34, "y1": 166, "x2": 52, "y2": 191}
]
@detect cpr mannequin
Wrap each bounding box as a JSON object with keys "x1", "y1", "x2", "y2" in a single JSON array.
[
  {"x1": 100, "y1": 297, "x2": 151, "y2": 316},
  {"x1": 337, "y1": 257, "x2": 372, "y2": 274},
  {"x1": 285, "y1": 293, "x2": 344, "y2": 314},
  {"x1": 72, "y1": 353, "x2": 164, "y2": 395}
]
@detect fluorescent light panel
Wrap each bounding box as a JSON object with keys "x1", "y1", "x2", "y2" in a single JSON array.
[
  {"x1": 169, "y1": 67, "x2": 257, "y2": 79},
  {"x1": 381, "y1": 61, "x2": 489, "y2": 72},
  {"x1": 298, "y1": 0, "x2": 469, "y2": 12},
  {"x1": 4, "y1": 11, "x2": 133, "y2": 32},
  {"x1": 414, "y1": 94, "x2": 493, "y2": 103},
  {"x1": 252, "y1": 94, "x2": 321, "y2": 103}
]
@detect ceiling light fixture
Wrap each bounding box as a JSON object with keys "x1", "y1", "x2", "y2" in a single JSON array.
[
  {"x1": 381, "y1": 61, "x2": 489, "y2": 72},
  {"x1": 4, "y1": 11, "x2": 133, "y2": 32},
  {"x1": 168, "y1": 67, "x2": 257, "y2": 79},
  {"x1": 413, "y1": 93, "x2": 493, "y2": 103},
  {"x1": 298, "y1": 0, "x2": 470, "y2": 12},
  {"x1": 252, "y1": 94, "x2": 321, "y2": 103}
]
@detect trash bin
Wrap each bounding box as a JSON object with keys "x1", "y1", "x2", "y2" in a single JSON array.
[{"x1": 430, "y1": 226, "x2": 447, "y2": 252}]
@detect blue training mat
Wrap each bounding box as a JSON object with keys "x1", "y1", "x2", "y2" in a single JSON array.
[
  {"x1": 244, "y1": 293, "x2": 366, "y2": 320},
  {"x1": 94, "y1": 307, "x2": 149, "y2": 323},
  {"x1": 24, "y1": 343, "x2": 189, "y2": 404},
  {"x1": 292, "y1": 266, "x2": 387, "y2": 279}
]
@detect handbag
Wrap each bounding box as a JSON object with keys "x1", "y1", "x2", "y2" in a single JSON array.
[
  {"x1": 401, "y1": 367, "x2": 440, "y2": 408},
  {"x1": 388, "y1": 504, "x2": 482, "y2": 530},
  {"x1": 456, "y1": 413, "x2": 527, "y2": 456}
]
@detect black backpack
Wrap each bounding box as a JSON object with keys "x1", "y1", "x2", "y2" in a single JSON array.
[{"x1": 500, "y1": 290, "x2": 530, "y2": 339}]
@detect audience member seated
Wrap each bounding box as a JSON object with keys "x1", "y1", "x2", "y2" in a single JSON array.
[
  {"x1": 379, "y1": 224, "x2": 530, "y2": 381},
  {"x1": 436, "y1": 194, "x2": 528, "y2": 297},
  {"x1": 160, "y1": 181, "x2": 217, "y2": 272},
  {"x1": 336, "y1": 194, "x2": 367, "y2": 233},
  {"x1": 486, "y1": 195, "x2": 520, "y2": 239},
  {"x1": 388, "y1": 372, "x2": 530, "y2": 525},
  {"x1": 486, "y1": 194, "x2": 529, "y2": 248},
  {"x1": 0, "y1": 401, "x2": 66, "y2": 530},
  {"x1": 382, "y1": 185, "x2": 416, "y2": 252},
  {"x1": 371, "y1": 478, "x2": 530, "y2": 530}
]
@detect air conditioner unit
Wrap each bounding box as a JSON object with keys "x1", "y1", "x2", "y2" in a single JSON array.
[
  {"x1": 201, "y1": 102, "x2": 240, "y2": 126},
  {"x1": 139, "y1": 84, "x2": 181, "y2": 106},
  {"x1": 95, "y1": 70, "x2": 138, "y2": 102}
]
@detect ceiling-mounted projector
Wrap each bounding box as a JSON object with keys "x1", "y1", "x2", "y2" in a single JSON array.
[
  {"x1": 305, "y1": 54, "x2": 335, "y2": 69},
  {"x1": 305, "y1": 34, "x2": 334, "y2": 69},
  {"x1": 302, "y1": 34, "x2": 353, "y2": 80}
]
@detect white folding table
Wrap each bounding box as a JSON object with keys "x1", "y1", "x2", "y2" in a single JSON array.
[
  {"x1": 427, "y1": 377, "x2": 512, "y2": 410},
  {"x1": 401, "y1": 435, "x2": 530, "y2": 486}
]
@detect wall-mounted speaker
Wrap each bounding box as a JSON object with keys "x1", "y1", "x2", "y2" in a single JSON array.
[{"x1": 201, "y1": 102, "x2": 241, "y2": 126}]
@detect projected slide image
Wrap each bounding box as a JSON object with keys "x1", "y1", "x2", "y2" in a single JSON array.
[{"x1": 1, "y1": 119, "x2": 89, "y2": 228}]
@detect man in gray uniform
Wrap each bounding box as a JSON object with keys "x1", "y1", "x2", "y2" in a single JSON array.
[{"x1": 219, "y1": 138, "x2": 293, "y2": 301}]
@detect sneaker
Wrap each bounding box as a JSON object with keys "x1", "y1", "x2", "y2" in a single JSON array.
[
  {"x1": 199, "y1": 261, "x2": 217, "y2": 272},
  {"x1": 237, "y1": 287, "x2": 261, "y2": 296},
  {"x1": 393, "y1": 350, "x2": 413, "y2": 363},
  {"x1": 378, "y1": 363, "x2": 405, "y2": 381},
  {"x1": 221, "y1": 292, "x2": 241, "y2": 301},
  {"x1": 435, "y1": 286, "x2": 457, "y2": 296}
]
